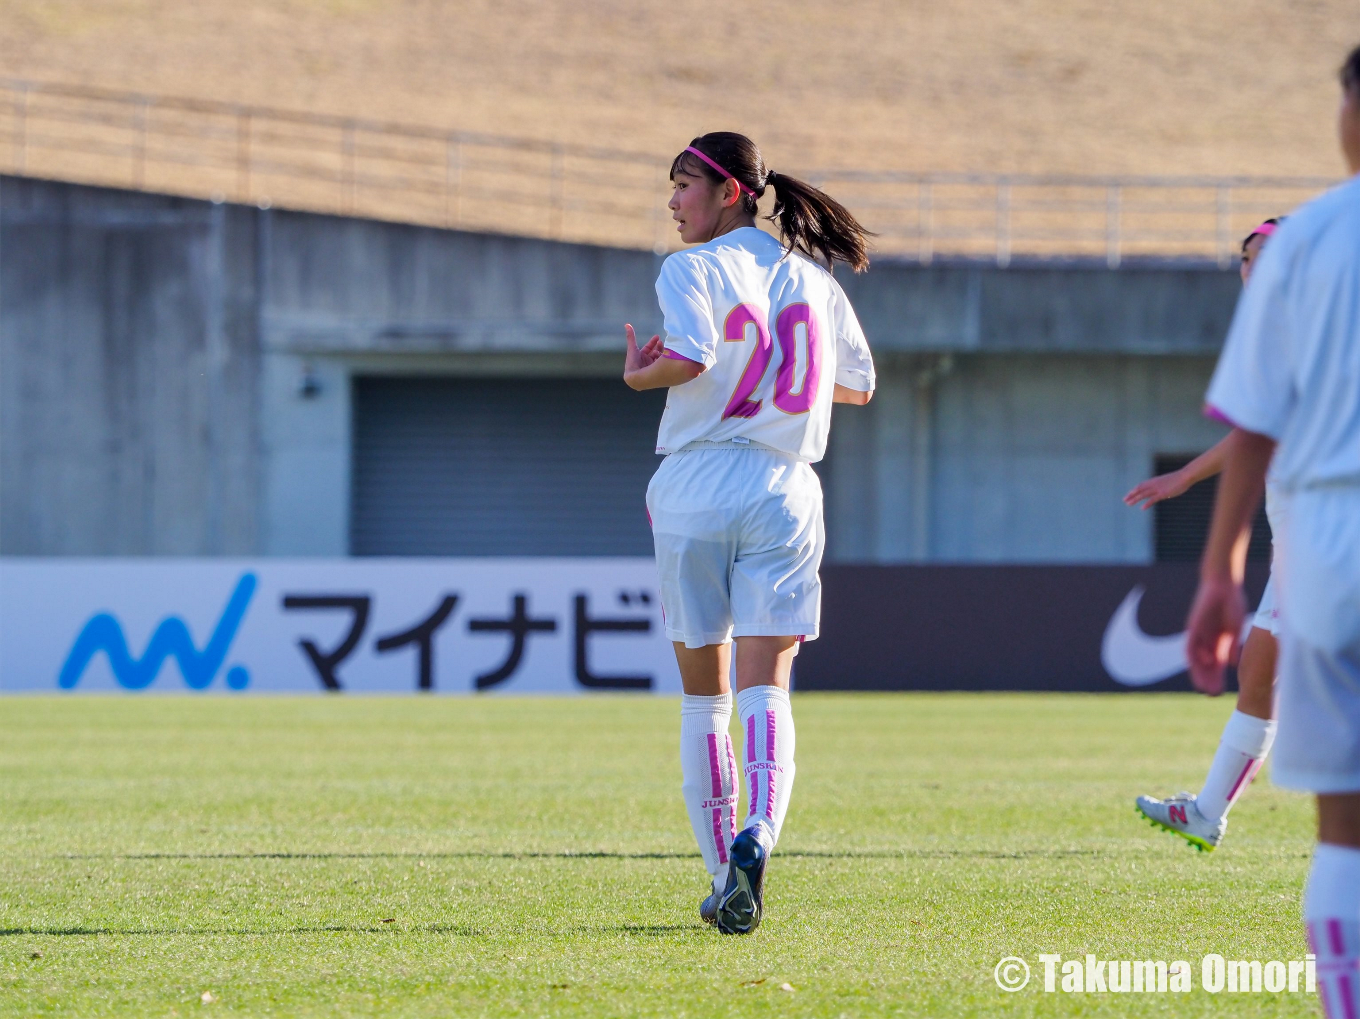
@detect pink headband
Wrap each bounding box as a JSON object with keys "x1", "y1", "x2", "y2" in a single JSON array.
[
  {"x1": 683, "y1": 146, "x2": 754, "y2": 196},
  {"x1": 1249, "y1": 222, "x2": 1277, "y2": 239}
]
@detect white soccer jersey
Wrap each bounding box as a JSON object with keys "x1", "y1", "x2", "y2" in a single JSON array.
[{"x1": 653, "y1": 227, "x2": 876, "y2": 462}]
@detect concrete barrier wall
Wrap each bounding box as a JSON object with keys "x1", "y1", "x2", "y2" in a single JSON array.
[
  {"x1": 820, "y1": 352, "x2": 1226, "y2": 563},
  {"x1": 1, "y1": 176, "x2": 1243, "y2": 562},
  {"x1": 1, "y1": 181, "x2": 261, "y2": 554}
]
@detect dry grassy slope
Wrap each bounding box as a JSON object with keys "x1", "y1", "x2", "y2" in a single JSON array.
[{"x1": 1, "y1": 0, "x2": 1357, "y2": 179}]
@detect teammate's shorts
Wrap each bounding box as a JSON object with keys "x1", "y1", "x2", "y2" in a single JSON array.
[
  {"x1": 646, "y1": 443, "x2": 824, "y2": 649},
  {"x1": 1270, "y1": 487, "x2": 1360, "y2": 792},
  {"x1": 1272, "y1": 631, "x2": 1360, "y2": 792},
  {"x1": 1252, "y1": 574, "x2": 1281, "y2": 636}
]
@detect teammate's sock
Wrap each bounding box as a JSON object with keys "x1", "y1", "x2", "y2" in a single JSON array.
[
  {"x1": 1304, "y1": 843, "x2": 1360, "y2": 1019},
  {"x1": 1197, "y1": 710, "x2": 1277, "y2": 821},
  {"x1": 680, "y1": 693, "x2": 737, "y2": 893},
  {"x1": 737, "y1": 685, "x2": 796, "y2": 847}
]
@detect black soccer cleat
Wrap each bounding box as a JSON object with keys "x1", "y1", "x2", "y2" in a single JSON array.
[{"x1": 716, "y1": 828, "x2": 767, "y2": 935}]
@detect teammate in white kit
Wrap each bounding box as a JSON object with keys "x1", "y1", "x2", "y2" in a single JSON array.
[
  {"x1": 1187, "y1": 45, "x2": 1360, "y2": 1018},
  {"x1": 621, "y1": 132, "x2": 875, "y2": 934},
  {"x1": 1129, "y1": 219, "x2": 1285, "y2": 852}
]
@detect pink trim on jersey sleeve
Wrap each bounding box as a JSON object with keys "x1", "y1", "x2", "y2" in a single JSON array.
[
  {"x1": 663, "y1": 348, "x2": 703, "y2": 364},
  {"x1": 1203, "y1": 403, "x2": 1239, "y2": 428}
]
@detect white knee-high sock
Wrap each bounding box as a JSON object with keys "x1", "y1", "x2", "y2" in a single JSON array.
[
  {"x1": 1197, "y1": 710, "x2": 1277, "y2": 821},
  {"x1": 737, "y1": 686, "x2": 796, "y2": 848},
  {"x1": 1305, "y1": 843, "x2": 1360, "y2": 1019},
  {"x1": 679, "y1": 693, "x2": 737, "y2": 892}
]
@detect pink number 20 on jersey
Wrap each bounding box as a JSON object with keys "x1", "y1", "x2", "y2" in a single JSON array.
[{"x1": 721, "y1": 302, "x2": 822, "y2": 420}]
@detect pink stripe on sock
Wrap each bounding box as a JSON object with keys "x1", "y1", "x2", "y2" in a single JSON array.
[
  {"x1": 1341, "y1": 975, "x2": 1357, "y2": 1019},
  {"x1": 1321, "y1": 983, "x2": 1335, "y2": 1019},
  {"x1": 1310, "y1": 922, "x2": 1321, "y2": 955},
  {"x1": 712, "y1": 808, "x2": 727, "y2": 865},
  {"x1": 1332, "y1": 919, "x2": 1348, "y2": 957},
  {"x1": 1226, "y1": 758, "x2": 1259, "y2": 804},
  {"x1": 745, "y1": 714, "x2": 758, "y2": 820},
  {"x1": 706, "y1": 733, "x2": 722, "y2": 799},
  {"x1": 725, "y1": 737, "x2": 738, "y2": 841},
  {"x1": 764, "y1": 709, "x2": 777, "y2": 819}
]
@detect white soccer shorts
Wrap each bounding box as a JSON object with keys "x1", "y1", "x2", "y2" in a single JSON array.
[
  {"x1": 1253, "y1": 573, "x2": 1281, "y2": 636},
  {"x1": 1270, "y1": 488, "x2": 1360, "y2": 792},
  {"x1": 1273, "y1": 632, "x2": 1360, "y2": 792},
  {"x1": 646, "y1": 444, "x2": 824, "y2": 649}
]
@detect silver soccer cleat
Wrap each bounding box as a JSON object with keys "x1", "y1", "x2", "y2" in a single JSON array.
[{"x1": 1135, "y1": 792, "x2": 1227, "y2": 853}]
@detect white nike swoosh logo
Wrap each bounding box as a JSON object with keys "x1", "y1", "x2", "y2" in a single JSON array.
[{"x1": 1100, "y1": 585, "x2": 1188, "y2": 687}]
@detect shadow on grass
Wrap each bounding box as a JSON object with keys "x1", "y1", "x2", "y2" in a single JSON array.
[
  {"x1": 611, "y1": 924, "x2": 695, "y2": 935},
  {"x1": 0, "y1": 923, "x2": 487, "y2": 937},
  {"x1": 53, "y1": 848, "x2": 1098, "y2": 861},
  {"x1": 59, "y1": 851, "x2": 695, "y2": 861},
  {"x1": 2, "y1": 923, "x2": 712, "y2": 940}
]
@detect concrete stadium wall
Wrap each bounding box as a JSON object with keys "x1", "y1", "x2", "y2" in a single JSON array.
[
  {"x1": 1, "y1": 176, "x2": 1242, "y2": 562},
  {"x1": 820, "y1": 352, "x2": 1225, "y2": 563},
  {"x1": 1, "y1": 180, "x2": 262, "y2": 555}
]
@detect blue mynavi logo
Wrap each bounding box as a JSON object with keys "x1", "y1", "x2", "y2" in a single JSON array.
[{"x1": 58, "y1": 574, "x2": 256, "y2": 690}]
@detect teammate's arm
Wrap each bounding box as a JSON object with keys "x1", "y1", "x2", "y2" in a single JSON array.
[
  {"x1": 623, "y1": 323, "x2": 705, "y2": 391},
  {"x1": 832, "y1": 385, "x2": 872, "y2": 405},
  {"x1": 1185, "y1": 428, "x2": 1276, "y2": 696},
  {"x1": 1123, "y1": 434, "x2": 1231, "y2": 509}
]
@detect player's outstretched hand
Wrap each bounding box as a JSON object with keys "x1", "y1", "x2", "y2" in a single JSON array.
[
  {"x1": 1185, "y1": 575, "x2": 1246, "y2": 696},
  {"x1": 624, "y1": 324, "x2": 664, "y2": 379},
  {"x1": 1124, "y1": 471, "x2": 1189, "y2": 509}
]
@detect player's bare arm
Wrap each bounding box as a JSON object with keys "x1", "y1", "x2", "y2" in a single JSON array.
[
  {"x1": 1185, "y1": 428, "x2": 1275, "y2": 696},
  {"x1": 622, "y1": 323, "x2": 704, "y2": 390},
  {"x1": 1123, "y1": 433, "x2": 1230, "y2": 508},
  {"x1": 832, "y1": 385, "x2": 872, "y2": 405},
  {"x1": 1125, "y1": 216, "x2": 1281, "y2": 514}
]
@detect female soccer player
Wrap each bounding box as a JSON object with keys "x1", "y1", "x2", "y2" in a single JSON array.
[
  {"x1": 622, "y1": 132, "x2": 875, "y2": 934},
  {"x1": 1127, "y1": 219, "x2": 1283, "y2": 852},
  {"x1": 1189, "y1": 45, "x2": 1360, "y2": 1016}
]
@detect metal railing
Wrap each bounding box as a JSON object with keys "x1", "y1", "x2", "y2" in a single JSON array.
[
  {"x1": 811, "y1": 170, "x2": 1334, "y2": 267},
  {"x1": 1, "y1": 78, "x2": 1339, "y2": 266}
]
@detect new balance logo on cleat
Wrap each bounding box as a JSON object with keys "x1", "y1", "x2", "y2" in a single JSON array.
[{"x1": 1135, "y1": 792, "x2": 1227, "y2": 853}]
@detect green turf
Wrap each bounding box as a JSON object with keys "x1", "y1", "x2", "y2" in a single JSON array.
[{"x1": 0, "y1": 694, "x2": 1318, "y2": 1017}]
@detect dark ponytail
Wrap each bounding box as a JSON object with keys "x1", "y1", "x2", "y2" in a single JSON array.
[
  {"x1": 1342, "y1": 43, "x2": 1360, "y2": 95},
  {"x1": 669, "y1": 132, "x2": 873, "y2": 272}
]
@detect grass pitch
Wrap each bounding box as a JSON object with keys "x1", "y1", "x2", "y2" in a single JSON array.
[{"x1": 0, "y1": 694, "x2": 1316, "y2": 1017}]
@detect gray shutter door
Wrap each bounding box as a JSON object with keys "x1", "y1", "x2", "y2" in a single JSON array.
[{"x1": 351, "y1": 377, "x2": 667, "y2": 556}]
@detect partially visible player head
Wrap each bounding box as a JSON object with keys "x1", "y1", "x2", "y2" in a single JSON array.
[
  {"x1": 668, "y1": 132, "x2": 872, "y2": 271},
  {"x1": 1240, "y1": 219, "x2": 1281, "y2": 284},
  {"x1": 1340, "y1": 43, "x2": 1360, "y2": 174}
]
